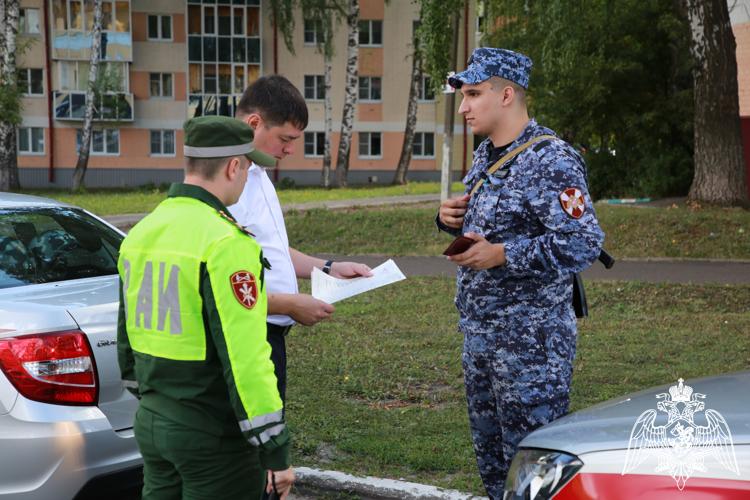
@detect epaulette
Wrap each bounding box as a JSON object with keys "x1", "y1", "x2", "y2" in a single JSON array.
[{"x1": 218, "y1": 210, "x2": 256, "y2": 237}]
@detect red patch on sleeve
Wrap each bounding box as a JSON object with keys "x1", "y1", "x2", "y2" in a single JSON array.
[
  {"x1": 230, "y1": 271, "x2": 258, "y2": 309},
  {"x1": 559, "y1": 187, "x2": 586, "y2": 219}
]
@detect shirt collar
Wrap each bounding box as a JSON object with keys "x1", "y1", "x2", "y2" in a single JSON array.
[{"x1": 167, "y1": 183, "x2": 235, "y2": 221}]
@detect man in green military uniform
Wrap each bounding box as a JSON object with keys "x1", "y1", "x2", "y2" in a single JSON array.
[{"x1": 117, "y1": 116, "x2": 295, "y2": 499}]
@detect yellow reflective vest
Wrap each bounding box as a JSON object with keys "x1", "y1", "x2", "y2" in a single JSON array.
[{"x1": 117, "y1": 183, "x2": 288, "y2": 470}]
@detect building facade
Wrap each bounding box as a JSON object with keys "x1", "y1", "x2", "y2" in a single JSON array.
[
  {"x1": 15, "y1": 0, "x2": 477, "y2": 188},
  {"x1": 730, "y1": 0, "x2": 750, "y2": 197}
]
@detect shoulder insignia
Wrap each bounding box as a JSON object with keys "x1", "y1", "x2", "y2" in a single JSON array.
[
  {"x1": 218, "y1": 210, "x2": 256, "y2": 237},
  {"x1": 230, "y1": 271, "x2": 258, "y2": 309},
  {"x1": 559, "y1": 187, "x2": 586, "y2": 219}
]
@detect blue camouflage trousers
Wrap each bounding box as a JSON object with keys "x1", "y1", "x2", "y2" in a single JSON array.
[{"x1": 461, "y1": 305, "x2": 577, "y2": 500}]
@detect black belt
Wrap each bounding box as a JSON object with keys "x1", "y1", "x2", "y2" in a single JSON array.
[{"x1": 267, "y1": 323, "x2": 293, "y2": 336}]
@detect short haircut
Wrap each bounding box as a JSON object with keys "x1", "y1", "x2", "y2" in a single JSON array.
[
  {"x1": 490, "y1": 76, "x2": 526, "y2": 103},
  {"x1": 185, "y1": 156, "x2": 233, "y2": 179},
  {"x1": 236, "y1": 75, "x2": 309, "y2": 130}
]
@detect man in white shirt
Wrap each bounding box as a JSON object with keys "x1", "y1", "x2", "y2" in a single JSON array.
[{"x1": 229, "y1": 75, "x2": 372, "y2": 403}]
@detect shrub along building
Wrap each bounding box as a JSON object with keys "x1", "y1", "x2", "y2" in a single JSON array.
[{"x1": 15, "y1": 0, "x2": 477, "y2": 188}]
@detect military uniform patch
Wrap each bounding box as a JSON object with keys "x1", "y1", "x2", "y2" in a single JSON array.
[
  {"x1": 230, "y1": 271, "x2": 258, "y2": 309},
  {"x1": 559, "y1": 188, "x2": 585, "y2": 219}
]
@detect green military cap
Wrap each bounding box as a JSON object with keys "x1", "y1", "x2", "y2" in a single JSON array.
[{"x1": 183, "y1": 115, "x2": 276, "y2": 166}]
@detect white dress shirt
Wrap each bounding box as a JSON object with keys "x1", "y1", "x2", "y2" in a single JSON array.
[{"x1": 228, "y1": 164, "x2": 297, "y2": 326}]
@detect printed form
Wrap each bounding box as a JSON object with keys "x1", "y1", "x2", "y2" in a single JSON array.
[{"x1": 311, "y1": 259, "x2": 407, "y2": 304}]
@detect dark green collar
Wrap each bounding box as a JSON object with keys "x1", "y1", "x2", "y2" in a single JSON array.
[{"x1": 167, "y1": 183, "x2": 235, "y2": 221}]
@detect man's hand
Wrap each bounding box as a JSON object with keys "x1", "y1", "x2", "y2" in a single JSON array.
[
  {"x1": 439, "y1": 194, "x2": 471, "y2": 229},
  {"x1": 288, "y1": 293, "x2": 334, "y2": 326},
  {"x1": 447, "y1": 232, "x2": 506, "y2": 270},
  {"x1": 266, "y1": 468, "x2": 295, "y2": 499},
  {"x1": 330, "y1": 261, "x2": 372, "y2": 279}
]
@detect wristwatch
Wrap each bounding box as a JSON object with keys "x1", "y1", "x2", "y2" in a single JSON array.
[{"x1": 322, "y1": 260, "x2": 334, "y2": 275}]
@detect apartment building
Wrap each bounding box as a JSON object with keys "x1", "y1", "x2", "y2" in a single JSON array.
[
  {"x1": 15, "y1": 0, "x2": 477, "y2": 188},
  {"x1": 730, "y1": 0, "x2": 750, "y2": 196}
]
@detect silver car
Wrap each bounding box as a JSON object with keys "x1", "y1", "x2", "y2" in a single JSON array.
[
  {"x1": 504, "y1": 372, "x2": 750, "y2": 499},
  {"x1": 0, "y1": 192, "x2": 141, "y2": 499}
]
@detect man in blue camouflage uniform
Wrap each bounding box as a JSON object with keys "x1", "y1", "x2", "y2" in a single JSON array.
[{"x1": 437, "y1": 47, "x2": 604, "y2": 499}]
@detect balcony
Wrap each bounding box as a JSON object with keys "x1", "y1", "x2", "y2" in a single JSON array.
[
  {"x1": 52, "y1": 30, "x2": 133, "y2": 62},
  {"x1": 53, "y1": 91, "x2": 133, "y2": 121}
]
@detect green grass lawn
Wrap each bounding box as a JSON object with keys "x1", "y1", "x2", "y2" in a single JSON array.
[
  {"x1": 287, "y1": 278, "x2": 750, "y2": 494},
  {"x1": 286, "y1": 203, "x2": 750, "y2": 260},
  {"x1": 20, "y1": 184, "x2": 749, "y2": 259},
  {"x1": 21, "y1": 182, "x2": 465, "y2": 216}
]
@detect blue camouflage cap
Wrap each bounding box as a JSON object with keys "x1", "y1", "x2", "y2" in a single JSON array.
[{"x1": 449, "y1": 47, "x2": 533, "y2": 89}]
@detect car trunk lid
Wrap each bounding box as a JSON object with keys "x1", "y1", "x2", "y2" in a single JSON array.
[{"x1": 0, "y1": 275, "x2": 136, "y2": 431}]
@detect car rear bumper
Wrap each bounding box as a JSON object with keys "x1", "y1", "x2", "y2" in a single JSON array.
[
  {"x1": 73, "y1": 464, "x2": 143, "y2": 500},
  {"x1": 0, "y1": 401, "x2": 142, "y2": 500}
]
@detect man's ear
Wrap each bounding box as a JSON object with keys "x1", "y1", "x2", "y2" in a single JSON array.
[
  {"x1": 244, "y1": 113, "x2": 262, "y2": 131},
  {"x1": 501, "y1": 85, "x2": 515, "y2": 107},
  {"x1": 225, "y1": 157, "x2": 241, "y2": 181}
]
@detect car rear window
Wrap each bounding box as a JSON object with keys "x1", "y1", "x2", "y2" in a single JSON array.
[{"x1": 0, "y1": 207, "x2": 122, "y2": 289}]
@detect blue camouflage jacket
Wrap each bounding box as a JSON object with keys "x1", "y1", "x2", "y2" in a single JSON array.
[{"x1": 439, "y1": 119, "x2": 605, "y2": 334}]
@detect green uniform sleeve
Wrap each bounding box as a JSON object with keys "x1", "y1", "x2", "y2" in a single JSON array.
[
  {"x1": 116, "y1": 278, "x2": 139, "y2": 398},
  {"x1": 203, "y1": 234, "x2": 290, "y2": 471}
]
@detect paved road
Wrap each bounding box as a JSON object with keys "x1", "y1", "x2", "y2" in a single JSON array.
[{"x1": 314, "y1": 255, "x2": 750, "y2": 285}]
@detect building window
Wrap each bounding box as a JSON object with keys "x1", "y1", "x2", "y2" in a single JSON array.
[
  {"x1": 304, "y1": 132, "x2": 324, "y2": 157},
  {"x1": 148, "y1": 15, "x2": 172, "y2": 41},
  {"x1": 358, "y1": 76, "x2": 381, "y2": 101},
  {"x1": 149, "y1": 73, "x2": 173, "y2": 98},
  {"x1": 412, "y1": 132, "x2": 435, "y2": 158},
  {"x1": 20, "y1": 8, "x2": 41, "y2": 34},
  {"x1": 77, "y1": 129, "x2": 120, "y2": 155},
  {"x1": 304, "y1": 19, "x2": 323, "y2": 45},
  {"x1": 358, "y1": 20, "x2": 382, "y2": 46},
  {"x1": 150, "y1": 130, "x2": 176, "y2": 156},
  {"x1": 358, "y1": 132, "x2": 381, "y2": 158},
  {"x1": 17, "y1": 69, "x2": 44, "y2": 96},
  {"x1": 50, "y1": 0, "x2": 130, "y2": 33},
  {"x1": 304, "y1": 75, "x2": 325, "y2": 100},
  {"x1": 418, "y1": 76, "x2": 435, "y2": 101},
  {"x1": 187, "y1": 1, "x2": 261, "y2": 118},
  {"x1": 18, "y1": 127, "x2": 44, "y2": 154}
]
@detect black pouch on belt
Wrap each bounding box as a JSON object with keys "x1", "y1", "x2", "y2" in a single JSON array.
[{"x1": 572, "y1": 272, "x2": 588, "y2": 318}]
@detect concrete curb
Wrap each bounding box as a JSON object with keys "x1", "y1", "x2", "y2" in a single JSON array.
[{"x1": 295, "y1": 467, "x2": 487, "y2": 500}]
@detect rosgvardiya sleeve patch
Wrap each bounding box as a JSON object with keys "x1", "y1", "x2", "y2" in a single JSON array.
[
  {"x1": 559, "y1": 187, "x2": 586, "y2": 219},
  {"x1": 230, "y1": 271, "x2": 259, "y2": 309}
]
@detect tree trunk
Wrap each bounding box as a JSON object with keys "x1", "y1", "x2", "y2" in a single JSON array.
[
  {"x1": 72, "y1": 0, "x2": 104, "y2": 192},
  {"x1": 0, "y1": 0, "x2": 21, "y2": 191},
  {"x1": 683, "y1": 0, "x2": 748, "y2": 205},
  {"x1": 321, "y1": 54, "x2": 333, "y2": 188},
  {"x1": 393, "y1": 45, "x2": 422, "y2": 185},
  {"x1": 334, "y1": 0, "x2": 359, "y2": 188},
  {"x1": 440, "y1": 12, "x2": 460, "y2": 202}
]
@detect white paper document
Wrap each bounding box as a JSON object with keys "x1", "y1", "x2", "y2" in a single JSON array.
[{"x1": 311, "y1": 259, "x2": 406, "y2": 304}]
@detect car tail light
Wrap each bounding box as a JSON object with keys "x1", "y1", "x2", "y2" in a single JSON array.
[{"x1": 0, "y1": 329, "x2": 98, "y2": 405}]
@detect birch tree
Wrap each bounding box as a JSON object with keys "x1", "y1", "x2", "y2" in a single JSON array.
[
  {"x1": 333, "y1": 0, "x2": 358, "y2": 187},
  {"x1": 392, "y1": 12, "x2": 422, "y2": 185},
  {"x1": 0, "y1": 0, "x2": 21, "y2": 191},
  {"x1": 682, "y1": 0, "x2": 748, "y2": 205},
  {"x1": 418, "y1": 0, "x2": 463, "y2": 200},
  {"x1": 305, "y1": 8, "x2": 341, "y2": 188},
  {"x1": 72, "y1": 0, "x2": 104, "y2": 191},
  {"x1": 271, "y1": 0, "x2": 344, "y2": 187}
]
